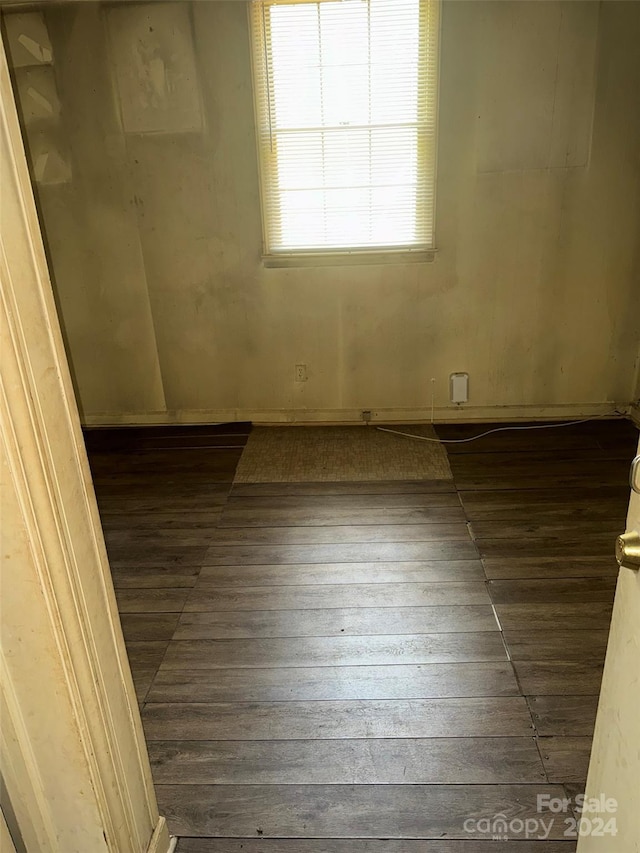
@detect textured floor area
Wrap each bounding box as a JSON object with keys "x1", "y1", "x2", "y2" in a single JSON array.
[
  {"x1": 233, "y1": 425, "x2": 452, "y2": 483},
  {"x1": 83, "y1": 417, "x2": 639, "y2": 851}
]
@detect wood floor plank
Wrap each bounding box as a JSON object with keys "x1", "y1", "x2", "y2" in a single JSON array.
[
  {"x1": 115, "y1": 588, "x2": 191, "y2": 613},
  {"x1": 183, "y1": 581, "x2": 491, "y2": 612},
  {"x1": 225, "y1": 492, "x2": 463, "y2": 509},
  {"x1": 458, "y1": 486, "x2": 629, "y2": 510},
  {"x1": 111, "y1": 566, "x2": 201, "y2": 589},
  {"x1": 196, "y1": 560, "x2": 486, "y2": 587},
  {"x1": 471, "y1": 522, "x2": 620, "y2": 543},
  {"x1": 147, "y1": 661, "x2": 521, "y2": 703},
  {"x1": 219, "y1": 506, "x2": 467, "y2": 527},
  {"x1": 97, "y1": 481, "x2": 231, "y2": 496},
  {"x1": 450, "y1": 456, "x2": 630, "y2": 476},
  {"x1": 131, "y1": 669, "x2": 156, "y2": 705},
  {"x1": 502, "y1": 630, "x2": 609, "y2": 662},
  {"x1": 562, "y1": 782, "x2": 587, "y2": 821},
  {"x1": 108, "y1": 522, "x2": 472, "y2": 547},
  {"x1": 126, "y1": 641, "x2": 169, "y2": 672},
  {"x1": 528, "y1": 696, "x2": 598, "y2": 737},
  {"x1": 94, "y1": 471, "x2": 236, "y2": 486},
  {"x1": 437, "y1": 418, "x2": 630, "y2": 436},
  {"x1": 211, "y1": 524, "x2": 471, "y2": 545},
  {"x1": 488, "y1": 578, "x2": 616, "y2": 605},
  {"x1": 127, "y1": 642, "x2": 169, "y2": 705},
  {"x1": 101, "y1": 511, "x2": 223, "y2": 530},
  {"x1": 108, "y1": 545, "x2": 207, "y2": 567},
  {"x1": 93, "y1": 470, "x2": 238, "y2": 485},
  {"x1": 156, "y1": 783, "x2": 566, "y2": 839},
  {"x1": 514, "y1": 662, "x2": 604, "y2": 696},
  {"x1": 100, "y1": 434, "x2": 248, "y2": 450},
  {"x1": 160, "y1": 632, "x2": 508, "y2": 669},
  {"x1": 593, "y1": 424, "x2": 639, "y2": 450},
  {"x1": 463, "y1": 504, "x2": 626, "y2": 525},
  {"x1": 477, "y1": 536, "x2": 615, "y2": 558},
  {"x1": 454, "y1": 465, "x2": 629, "y2": 491},
  {"x1": 90, "y1": 452, "x2": 243, "y2": 478},
  {"x1": 120, "y1": 613, "x2": 180, "y2": 642},
  {"x1": 96, "y1": 480, "x2": 234, "y2": 495},
  {"x1": 105, "y1": 528, "x2": 221, "y2": 547},
  {"x1": 174, "y1": 605, "x2": 499, "y2": 639},
  {"x1": 231, "y1": 481, "x2": 456, "y2": 496},
  {"x1": 484, "y1": 558, "x2": 617, "y2": 580},
  {"x1": 447, "y1": 449, "x2": 631, "y2": 471},
  {"x1": 84, "y1": 421, "x2": 250, "y2": 448},
  {"x1": 93, "y1": 465, "x2": 217, "y2": 479},
  {"x1": 149, "y1": 737, "x2": 546, "y2": 785},
  {"x1": 89, "y1": 433, "x2": 249, "y2": 452},
  {"x1": 202, "y1": 541, "x2": 479, "y2": 566},
  {"x1": 98, "y1": 494, "x2": 228, "y2": 514},
  {"x1": 437, "y1": 427, "x2": 600, "y2": 454},
  {"x1": 177, "y1": 840, "x2": 576, "y2": 852},
  {"x1": 142, "y1": 697, "x2": 534, "y2": 740},
  {"x1": 537, "y1": 737, "x2": 592, "y2": 783},
  {"x1": 89, "y1": 445, "x2": 244, "y2": 462},
  {"x1": 495, "y1": 603, "x2": 613, "y2": 632}
]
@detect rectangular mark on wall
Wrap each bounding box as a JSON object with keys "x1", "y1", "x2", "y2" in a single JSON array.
[{"x1": 106, "y1": 2, "x2": 203, "y2": 135}]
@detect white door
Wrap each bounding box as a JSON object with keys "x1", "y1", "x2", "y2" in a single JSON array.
[
  {"x1": 578, "y1": 439, "x2": 640, "y2": 852},
  {"x1": 1, "y1": 35, "x2": 169, "y2": 853}
]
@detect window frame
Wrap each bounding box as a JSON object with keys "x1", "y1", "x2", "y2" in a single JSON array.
[{"x1": 249, "y1": 0, "x2": 441, "y2": 266}]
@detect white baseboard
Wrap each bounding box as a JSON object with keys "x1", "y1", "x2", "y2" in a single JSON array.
[{"x1": 82, "y1": 401, "x2": 626, "y2": 428}]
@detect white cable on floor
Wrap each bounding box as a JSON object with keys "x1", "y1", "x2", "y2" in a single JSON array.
[{"x1": 375, "y1": 411, "x2": 622, "y2": 445}]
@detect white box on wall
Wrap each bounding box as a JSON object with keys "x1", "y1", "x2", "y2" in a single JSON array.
[
  {"x1": 28, "y1": 127, "x2": 72, "y2": 185},
  {"x1": 14, "y1": 66, "x2": 61, "y2": 124},
  {"x1": 4, "y1": 13, "x2": 53, "y2": 68}
]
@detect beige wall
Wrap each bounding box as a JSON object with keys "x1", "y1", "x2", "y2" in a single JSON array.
[{"x1": 6, "y1": 0, "x2": 640, "y2": 424}]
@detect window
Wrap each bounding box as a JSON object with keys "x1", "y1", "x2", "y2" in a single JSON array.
[{"x1": 250, "y1": 0, "x2": 440, "y2": 262}]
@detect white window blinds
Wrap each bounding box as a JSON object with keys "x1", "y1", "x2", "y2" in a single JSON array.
[{"x1": 250, "y1": 0, "x2": 440, "y2": 256}]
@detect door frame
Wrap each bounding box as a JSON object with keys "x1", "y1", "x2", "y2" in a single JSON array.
[{"x1": 0, "y1": 34, "x2": 169, "y2": 853}]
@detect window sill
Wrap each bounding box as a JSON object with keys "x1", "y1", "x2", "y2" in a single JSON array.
[{"x1": 262, "y1": 249, "x2": 437, "y2": 268}]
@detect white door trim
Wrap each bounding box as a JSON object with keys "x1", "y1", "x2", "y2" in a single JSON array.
[
  {"x1": 0, "y1": 34, "x2": 169, "y2": 853},
  {"x1": 0, "y1": 805, "x2": 18, "y2": 853}
]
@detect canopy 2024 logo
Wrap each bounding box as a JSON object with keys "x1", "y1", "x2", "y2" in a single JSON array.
[{"x1": 463, "y1": 794, "x2": 618, "y2": 841}]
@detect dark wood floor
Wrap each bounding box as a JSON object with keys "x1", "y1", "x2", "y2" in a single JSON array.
[{"x1": 84, "y1": 418, "x2": 638, "y2": 852}]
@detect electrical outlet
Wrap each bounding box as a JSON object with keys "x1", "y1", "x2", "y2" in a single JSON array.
[
  {"x1": 361, "y1": 410, "x2": 372, "y2": 423},
  {"x1": 295, "y1": 364, "x2": 307, "y2": 382}
]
